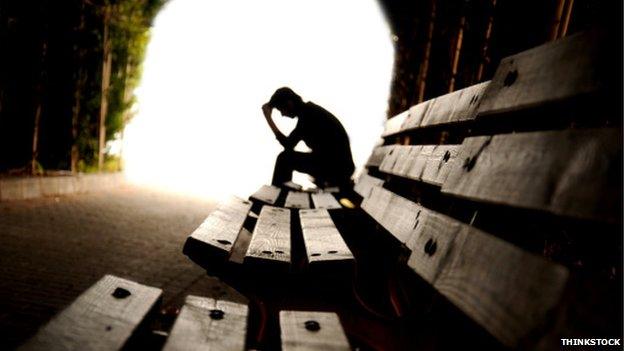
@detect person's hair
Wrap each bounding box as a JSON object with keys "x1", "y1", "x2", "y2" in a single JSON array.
[{"x1": 268, "y1": 87, "x2": 303, "y2": 109}]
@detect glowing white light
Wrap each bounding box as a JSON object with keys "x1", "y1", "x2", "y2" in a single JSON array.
[{"x1": 123, "y1": 0, "x2": 394, "y2": 200}]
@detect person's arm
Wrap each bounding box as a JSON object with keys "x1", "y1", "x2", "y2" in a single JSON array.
[{"x1": 262, "y1": 103, "x2": 299, "y2": 149}]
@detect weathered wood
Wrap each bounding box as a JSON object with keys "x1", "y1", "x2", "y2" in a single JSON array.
[
  {"x1": 250, "y1": 185, "x2": 281, "y2": 205},
  {"x1": 442, "y1": 128, "x2": 621, "y2": 221},
  {"x1": 377, "y1": 145, "x2": 459, "y2": 187},
  {"x1": 434, "y1": 221, "x2": 569, "y2": 348},
  {"x1": 406, "y1": 209, "x2": 461, "y2": 284},
  {"x1": 420, "y1": 145, "x2": 461, "y2": 186},
  {"x1": 299, "y1": 209, "x2": 354, "y2": 266},
  {"x1": 361, "y1": 186, "x2": 421, "y2": 244},
  {"x1": 365, "y1": 145, "x2": 393, "y2": 168},
  {"x1": 285, "y1": 191, "x2": 311, "y2": 209},
  {"x1": 163, "y1": 295, "x2": 248, "y2": 351},
  {"x1": 353, "y1": 173, "x2": 384, "y2": 198},
  {"x1": 184, "y1": 198, "x2": 252, "y2": 263},
  {"x1": 20, "y1": 275, "x2": 162, "y2": 351},
  {"x1": 421, "y1": 81, "x2": 490, "y2": 127},
  {"x1": 476, "y1": 31, "x2": 606, "y2": 116},
  {"x1": 402, "y1": 100, "x2": 432, "y2": 131},
  {"x1": 311, "y1": 193, "x2": 341, "y2": 210},
  {"x1": 244, "y1": 206, "x2": 291, "y2": 266},
  {"x1": 383, "y1": 110, "x2": 409, "y2": 137},
  {"x1": 280, "y1": 310, "x2": 350, "y2": 351}
]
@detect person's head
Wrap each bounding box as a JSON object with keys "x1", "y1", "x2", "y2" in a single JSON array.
[{"x1": 268, "y1": 87, "x2": 303, "y2": 118}]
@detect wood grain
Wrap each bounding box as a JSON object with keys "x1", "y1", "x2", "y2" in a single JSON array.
[
  {"x1": 310, "y1": 193, "x2": 341, "y2": 210},
  {"x1": 245, "y1": 206, "x2": 291, "y2": 265},
  {"x1": 285, "y1": 191, "x2": 311, "y2": 209},
  {"x1": 250, "y1": 185, "x2": 281, "y2": 205},
  {"x1": 299, "y1": 209, "x2": 354, "y2": 265},
  {"x1": 353, "y1": 173, "x2": 384, "y2": 198},
  {"x1": 406, "y1": 209, "x2": 461, "y2": 284},
  {"x1": 476, "y1": 31, "x2": 606, "y2": 116},
  {"x1": 421, "y1": 81, "x2": 490, "y2": 127},
  {"x1": 163, "y1": 295, "x2": 248, "y2": 351},
  {"x1": 365, "y1": 145, "x2": 393, "y2": 168},
  {"x1": 383, "y1": 110, "x2": 409, "y2": 137},
  {"x1": 376, "y1": 145, "x2": 459, "y2": 187},
  {"x1": 434, "y1": 222, "x2": 569, "y2": 348},
  {"x1": 361, "y1": 186, "x2": 421, "y2": 244},
  {"x1": 20, "y1": 275, "x2": 162, "y2": 351},
  {"x1": 442, "y1": 128, "x2": 621, "y2": 221},
  {"x1": 280, "y1": 310, "x2": 350, "y2": 351},
  {"x1": 185, "y1": 197, "x2": 252, "y2": 261}
]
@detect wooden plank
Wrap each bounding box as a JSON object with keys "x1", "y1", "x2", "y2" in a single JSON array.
[
  {"x1": 402, "y1": 99, "x2": 432, "y2": 131},
  {"x1": 163, "y1": 295, "x2": 248, "y2": 351},
  {"x1": 406, "y1": 209, "x2": 461, "y2": 284},
  {"x1": 285, "y1": 191, "x2": 311, "y2": 209},
  {"x1": 244, "y1": 205, "x2": 291, "y2": 266},
  {"x1": 420, "y1": 144, "x2": 461, "y2": 186},
  {"x1": 361, "y1": 186, "x2": 421, "y2": 244},
  {"x1": 433, "y1": 222, "x2": 569, "y2": 348},
  {"x1": 311, "y1": 193, "x2": 341, "y2": 210},
  {"x1": 353, "y1": 173, "x2": 384, "y2": 198},
  {"x1": 299, "y1": 209, "x2": 354, "y2": 266},
  {"x1": 21, "y1": 275, "x2": 162, "y2": 351},
  {"x1": 184, "y1": 198, "x2": 252, "y2": 262},
  {"x1": 476, "y1": 31, "x2": 606, "y2": 116},
  {"x1": 376, "y1": 145, "x2": 460, "y2": 187},
  {"x1": 280, "y1": 310, "x2": 350, "y2": 351},
  {"x1": 365, "y1": 145, "x2": 392, "y2": 168},
  {"x1": 420, "y1": 81, "x2": 490, "y2": 127},
  {"x1": 249, "y1": 185, "x2": 281, "y2": 205},
  {"x1": 382, "y1": 110, "x2": 409, "y2": 137},
  {"x1": 441, "y1": 128, "x2": 621, "y2": 221}
]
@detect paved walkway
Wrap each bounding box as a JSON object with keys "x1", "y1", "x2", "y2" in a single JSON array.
[{"x1": 0, "y1": 185, "x2": 242, "y2": 349}]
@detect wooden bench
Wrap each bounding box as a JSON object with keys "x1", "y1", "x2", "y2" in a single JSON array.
[
  {"x1": 22, "y1": 30, "x2": 620, "y2": 350},
  {"x1": 21, "y1": 275, "x2": 352, "y2": 350}
]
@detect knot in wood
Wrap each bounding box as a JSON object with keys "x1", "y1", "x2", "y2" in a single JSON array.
[{"x1": 424, "y1": 239, "x2": 437, "y2": 256}]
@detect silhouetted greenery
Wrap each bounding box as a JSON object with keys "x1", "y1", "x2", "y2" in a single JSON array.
[{"x1": 0, "y1": 0, "x2": 167, "y2": 173}]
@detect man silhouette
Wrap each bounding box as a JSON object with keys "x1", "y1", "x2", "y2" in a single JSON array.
[{"x1": 262, "y1": 87, "x2": 355, "y2": 189}]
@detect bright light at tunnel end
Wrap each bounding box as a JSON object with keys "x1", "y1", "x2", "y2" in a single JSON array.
[{"x1": 123, "y1": 0, "x2": 394, "y2": 201}]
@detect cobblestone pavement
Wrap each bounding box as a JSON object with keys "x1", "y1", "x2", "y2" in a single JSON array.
[{"x1": 0, "y1": 185, "x2": 244, "y2": 349}]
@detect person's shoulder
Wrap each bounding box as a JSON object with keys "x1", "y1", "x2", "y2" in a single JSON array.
[{"x1": 304, "y1": 101, "x2": 335, "y2": 119}]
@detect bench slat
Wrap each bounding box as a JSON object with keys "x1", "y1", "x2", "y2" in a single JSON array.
[
  {"x1": 354, "y1": 173, "x2": 384, "y2": 198},
  {"x1": 285, "y1": 191, "x2": 311, "y2": 209},
  {"x1": 250, "y1": 185, "x2": 281, "y2": 205},
  {"x1": 280, "y1": 311, "x2": 350, "y2": 351},
  {"x1": 442, "y1": 128, "x2": 620, "y2": 221},
  {"x1": 434, "y1": 221, "x2": 569, "y2": 348},
  {"x1": 299, "y1": 209, "x2": 354, "y2": 266},
  {"x1": 311, "y1": 193, "x2": 341, "y2": 209},
  {"x1": 382, "y1": 110, "x2": 409, "y2": 137},
  {"x1": 245, "y1": 206, "x2": 291, "y2": 266},
  {"x1": 477, "y1": 31, "x2": 605, "y2": 116},
  {"x1": 406, "y1": 209, "x2": 461, "y2": 284},
  {"x1": 419, "y1": 81, "x2": 490, "y2": 127},
  {"x1": 378, "y1": 145, "x2": 460, "y2": 187},
  {"x1": 365, "y1": 145, "x2": 392, "y2": 168},
  {"x1": 163, "y1": 296, "x2": 248, "y2": 351},
  {"x1": 21, "y1": 275, "x2": 162, "y2": 351},
  {"x1": 184, "y1": 198, "x2": 252, "y2": 262},
  {"x1": 361, "y1": 186, "x2": 420, "y2": 244}
]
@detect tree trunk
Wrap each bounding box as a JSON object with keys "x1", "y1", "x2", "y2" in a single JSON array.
[
  {"x1": 98, "y1": 4, "x2": 112, "y2": 172},
  {"x1": 71, "y1": 1, "x2": 87, "y2": 173},
  {"x1": 416, "y1": 0, "x2": 436, "y2": 103}
]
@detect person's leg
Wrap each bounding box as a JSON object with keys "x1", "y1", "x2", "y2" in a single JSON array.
[{"x1": 271, "y1": 151, "x2": 319, "y2": 186}]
